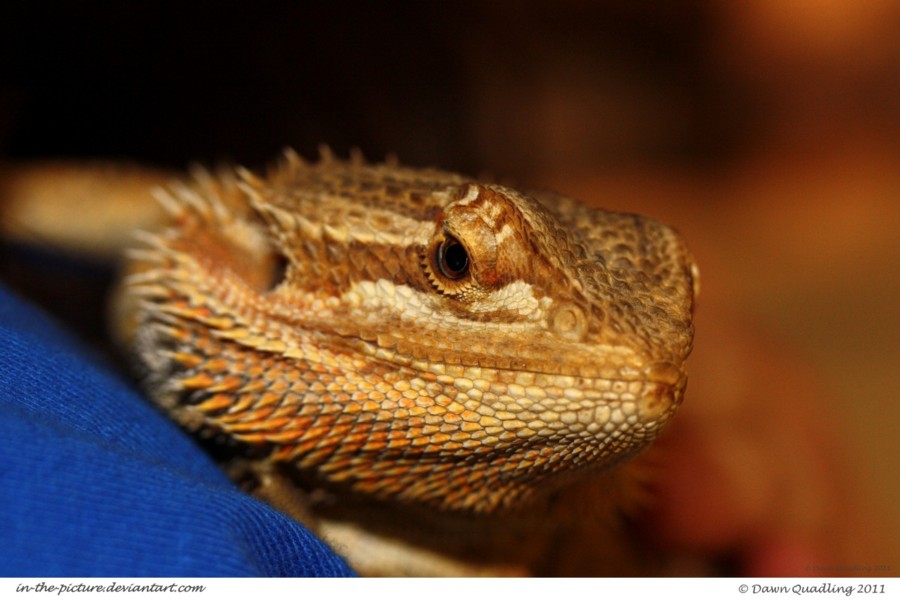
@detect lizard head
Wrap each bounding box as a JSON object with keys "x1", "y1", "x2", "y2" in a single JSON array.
[{"x1": 126, "y1": 151, "x2": 698, "y2": 513}]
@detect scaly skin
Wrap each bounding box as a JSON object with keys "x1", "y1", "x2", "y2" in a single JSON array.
[
  {"x1": 115, "y1": 149, "x2": 698, "y2": 575},
  {"x1": 1, "y1": 150, "x2": 698, "y2": 574}
]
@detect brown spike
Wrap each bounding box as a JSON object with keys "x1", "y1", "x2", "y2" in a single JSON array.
[
  {"x1": 235, "y1": 166, "x2": 265, "y2": 189},
  {"x1": 349, "y1": 147, "x2": 366, "y2": 165},
  {"x1": 318, "y1": 144, "x2": 335, "y2": 163},
  {"x1": 281, "y1": 147, "x2": 306, "y2": 169}
]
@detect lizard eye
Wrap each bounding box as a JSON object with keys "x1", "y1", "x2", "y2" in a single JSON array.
[{"x1": 436, "y1": 235, "x2": 469, "y2": 280}]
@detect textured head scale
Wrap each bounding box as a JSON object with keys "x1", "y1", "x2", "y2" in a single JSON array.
[{"x1": 127, "y1": 151, "x2": 697, "y2": 512}]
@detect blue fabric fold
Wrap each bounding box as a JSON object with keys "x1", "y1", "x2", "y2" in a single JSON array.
[{"x1": 0, "y1": 284, "x2": 354, "y2": 577}]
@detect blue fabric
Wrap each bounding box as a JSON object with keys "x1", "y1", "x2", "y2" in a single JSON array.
[{"x1": 0, "y1": 283, "x2": 354, "y2": 577}]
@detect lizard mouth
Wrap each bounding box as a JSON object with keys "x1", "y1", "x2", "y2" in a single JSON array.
[
  {"x1": 639, "y1": 362, "x2": 685, "y2": 420},
  {"x1": 338, "y1": 331, "x2": 687, "y2": 433}
]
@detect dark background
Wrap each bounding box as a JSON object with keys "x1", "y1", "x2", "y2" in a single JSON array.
[{"x1": 1, "y1": 2, "x2": 731, "y2": 175}]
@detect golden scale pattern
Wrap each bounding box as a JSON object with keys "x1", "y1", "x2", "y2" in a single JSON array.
[{"x1": 124, "y1": 149, "x2": 697, "y2": 514}]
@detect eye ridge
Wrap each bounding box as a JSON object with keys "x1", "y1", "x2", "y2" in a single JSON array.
[{"x1": 437, "y1": 235, "x2": 469, "y2": 280}]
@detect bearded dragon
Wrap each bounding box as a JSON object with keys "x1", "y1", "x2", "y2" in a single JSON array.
[{"x1": 0, "y1": 149, "x2": 698, "y2": 575}]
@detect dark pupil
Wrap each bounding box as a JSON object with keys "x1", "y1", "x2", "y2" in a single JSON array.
[{"x1": 439, "y1": 237, "x2": 469, "y2": 279}]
